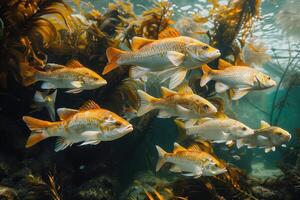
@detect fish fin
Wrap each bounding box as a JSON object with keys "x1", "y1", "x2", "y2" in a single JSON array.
[
  {"x1": 158, "y1": 27, "x2": 180, "y2": 39},
  {"x1": 79, "y1": 100, "x2": 101, "y2": 111},
  {"x1": 137, "y1": 90, "x2": 157, "y2": 116},
  {"x1": 236, "y1": 139, "x2": 244, "y2": 149},
  {"x1": 169, "y1": 68, "x2": 187, "y2": 89},
  {"x1": 185, "y1": 119, "x2": 198, "y2": 128},
  {"x1": 20, "y1": 62, "x2": 39, "y2": 86},
  {"x1": 65, "y1": 59, "x2": 84, "y2": 68},
  {"x1": 70, "y1": 81, "x2": 83, "y2": 88},
  {"x1": 177, "y1": 83, "x2": 194, "y2": 95},
  {"x1": 188, "y1": 144, "x2": 202, "y2": 152},
  {"x1": 57, "y1": 108, "x2": 78, "y2": 120},
  {"x1": 47, "y1": 90, "x2": 57, "y2": 121},
  {"x1": 260, "y1": 120, "x2": 270, "y2": 129},
  {"x1": 264, "y1": 147, "x2": 272, "y2": 153},
  {"x1": 155, "y1": 145, "x2": 167, "y2": 172},
  {"x1": 23, "y1": 116, "x2": 52, "y2": 148},
  {"x1": 226, "y1": 140, "x2": 234, "y2": 146},
  {"x1": 169, "y1": 165, "x2": 182, "y2": 173},
  {"x1": 33, "y1": 91, "x2": 45, "y2": 103},
  {"x1": 55, "y1": 138, "x2": 72, "y2": 152},
  {"x1": 176, "y1": 105, "x2": 191, "y2": 117},
  {"x1": 131, "y1": 37, "x2": 155, "y2": 51},
  {"x1": 173, "y1": 142, "x2": 187, "y2": 153},
  {"x1": 161, "y1": 87, "x2": 177, "y2": 98},
  {"x1": 129, "y1": 66, "x2": 150, "y2": 79},
  {"x1": 157, "y1": 67, "x2": 180, "y2": 82},
  {"x1": 218, "y1": 59, "x2": 233, "y2": 70},
  {"x1": 79, "y1": 140, "x2": 101, "y2": 146},
  {"x1": 102, "y1": 47, "x2": 126, "y2": 75},
  {"x1": 182, "y1": 173, "x2": 196, "y2": 177},
  {"x1": 257, "y1": 135, "x2": 268, "y2": 142},
  {"x1": 272, "y1": 146, "x2": 276, "y2": 151},
  {"x1": 167, "y1": 51, "x2": 185, "y2": 66},
  {"x1": 41, "y1": 82, "x2": 56, "y2": 89},
  {"x1": 157, "y1": 110, "x2": 172, "y2": 118},
  {"x1": 215, "y1": 82, "x2": 230, "y2": 93},
  {"x1": 174, "y1": 119, "x2": 188, "y2": 141},
  {"x1": 200, "y1": 64, "x2": 213, "y2": 87},
  {"x1": 65, "y1": 88, "x2": 83, "y2": 94},
  {"x1": 232, "y1": 89, "x2": 249, "y2": 100}
]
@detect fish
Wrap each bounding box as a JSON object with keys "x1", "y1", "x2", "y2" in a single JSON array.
[
  {"x1": 102, "y1": 35, "x2": 220, "y2": 89},
  {"x1": 23, "y1": 100, "x2": 133, "y2": 152},
  {"x1": 155, "y1": 143, "x2": 227, "y2": 177},
  {"x1": 184, "y1": 115, "x2": 255, "y2": 145},
  {"x1": 33, "y1": 90, "x2": 57, "y2": 121},
  {"x1": 21, "y1": 60, "x2": 107, "y2": 94},
  {"x1": 137, "y1": 84, "x2": 217, "y2": 119},
  {"x1": 237, "y1": 120, "x2": 291, "y2": 153},
  {"x1": 200, "y1": 63, "x2": 276, "y2": 100}
]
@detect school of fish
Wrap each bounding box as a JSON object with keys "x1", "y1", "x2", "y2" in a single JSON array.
[{"x1": 21, "y1": 26, "x2": 291, "y2": 178}]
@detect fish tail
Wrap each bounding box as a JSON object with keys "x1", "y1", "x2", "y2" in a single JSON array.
[
  {"x1": 155, "y1": 145, "x2": 167, "y2": 172},
  {"x1": 102, "y1": 47, "x2": 126, "y2": 75},
  {"x1": 20, "y1": 62, "x2": 39, "y2": 86},
  {"x1": 137, "y1": 90, "x2": 157, "y2": 116},
  {"x1": 200, "y1": 64, "x2": 213, "y2": 87},
  {"x1": 23, "y1": 116, "x2": 53, "y2": 148}
]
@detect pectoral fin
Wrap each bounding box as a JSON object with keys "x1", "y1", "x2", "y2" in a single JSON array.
[
  {"x1": 215, "y1": 82, "x2": 230, "y2": 93},
  {"x1": 169, "y1": 68, "x2": 188, "y2": 89},
  {"x1": 41, "y1": 82, "x2": 56, "y2": 89},
  {"x1": 55, "y1": 138, "x2": 72, "y2": 152},
  {"x1": 129, "y1": 66, "x2": 150, "y2": 79},
  {"x1": 232, "y1": 89, "x2": 250, "y2": 100},
  {"x1": 66, "y1": 88, "x2": 83, "y2": 94},
  {"x1": 157, "y1": 110, "x2": 172, "y2": 118},
  {"x1": 167, "y1": 51, "x2": 185, "y2": 66},
  {"x1": 170, "y1": 165, "x2": 182, "y2": 173}
]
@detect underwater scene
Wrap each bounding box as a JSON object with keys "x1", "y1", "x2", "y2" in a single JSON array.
[{"x1": 0, "y1": 0, "x2": 300, "y2": 199}]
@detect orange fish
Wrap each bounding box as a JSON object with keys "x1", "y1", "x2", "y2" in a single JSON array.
[{"x1": 23, "y1": 101, "x2": 133, "y2": 152}]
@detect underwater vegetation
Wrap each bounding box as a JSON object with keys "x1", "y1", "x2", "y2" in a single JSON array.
[{"x1": 0, "y1": 0, "x2": 299, "y2": 199}]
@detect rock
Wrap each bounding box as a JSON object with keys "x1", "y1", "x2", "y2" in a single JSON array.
[{"x1": 0, "y1": 186, "x2": 18, "y2": 200}]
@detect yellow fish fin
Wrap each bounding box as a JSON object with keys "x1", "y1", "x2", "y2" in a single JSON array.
[
  {"x1": 177, "y1": 82, "x2": 194, "y2": 95},
  {"x1": 57, "y1": 108, "x2": 78, "y2": 120},
  {"x1": 158, "y1": 26, "x2": 180, "y2": 39},
  {"x1": 102, "y1": 47, "x2": 126, "y2": 75},
  {"x1": 218, "y1": 58, "x2": 233, "y2": 70},
  {"x1": 200, "y1": 64, "x2": 213, "y2": 87},
  {"x1": 260, "y1": 120, "x2": 270, "y2": 129},
  {"x1": 65, "y1": 59, "x2": 85, "y2": 68},
  {"x1": 79, "y1": 100, "x2": 101, "y2": 111},
  {"x1": 174, "y1": 119, "x2": 187, "y2": 142},
  {"x1": 187, "y1": 143, "x2": 202, "y2": 152},
  {"x1": 161, "y1": 87, "x2": 177, "y2": 98},
  {"x1": 131, "y1": 37, "x2": 155, "y2": 51},
  {"x1": 173, "y1": 142, "x2": 187, "y2": 153},
  {"x1": 214, "y1": 112, "x2": 228, "y2": 119}
]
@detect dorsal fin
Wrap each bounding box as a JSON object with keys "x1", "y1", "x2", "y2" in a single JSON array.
[
  {"x1": 260, "y1": 120, "x2": 270, "y2": 129},
  {"x1": 188, "y1": 144, "x2": 202, "y2": 152},
  {"x1": 131, "y1": 37, "x2": 155, "y2": 51},
  {"x1": 161, "y1": 87, "x2": 177, "y2": 98},
  {"x1": 177, "y1": 83, "x2": 194, "y2": 95},
  {"x1": 79, "y1": 100, "x2": 101, "y2": 111},
  {"x1": 215, "y1": 112, "x2": 228, "y2": 119},
  {"x1": 173, "y1": 142, "x2": 186, "y2": 153},
  {"x1": 158, "y1": 27, "x2": 180, "y2": 39},
  {"x1": 57, "y1": 108, "x2": 78, "y2": 120},
  {"x1": 66, "y1": 60, "x2": 85, "y2": 68},
  {"x1": 218, "y1": 59, "x2": 233, "y2": 70}
]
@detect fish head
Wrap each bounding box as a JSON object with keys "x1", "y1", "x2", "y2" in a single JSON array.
[
  {"x1": 255, "y1": 72, "x2": 276, "y2": 89},
  {"x1": 191, "y1": 95, "x2": 218, "y2": 115},
  {"x1": 81, "y1": 69, "x2": 107, "y2": 89},
  {"x1": 230, "y1": 121, "x2": 254, "y2": 138},
  {"x1": 204, "y1": 159, "x2": 227, "y2": 176},
  {"x1": 186, "y1": 41, "x2": 221, "y2": 63},
  {"x1": 102, "y1": 114, "x2": 133, "y2": 139},
  {"x1": 268, "y1": 127, "x2": 291, "y2": 145}
]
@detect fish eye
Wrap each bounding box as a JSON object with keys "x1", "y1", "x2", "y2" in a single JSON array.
[
  {"x1": 203, "y1": 104, "x2": 209, "y2": 110},
  {"x1": 202, "y1": 45, "x2": 209, "y2": 50},
  {"x1": 115, "y1": 121, "x2": 122, "y2": 126},
  {"x1": 267, "y1": 77, "x2": 271, "y2": 80},
  {"x1": 242, "y1": 127, "x2": 247, "y2": 131}
]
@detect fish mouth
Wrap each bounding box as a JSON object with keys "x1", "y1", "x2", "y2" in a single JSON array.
[
  {"x1": 123, "y1": 124, "x2": 133, "y2": 134},
  {"x1": 96, "y1": 80, "x2": 107, "y2": 87}
]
